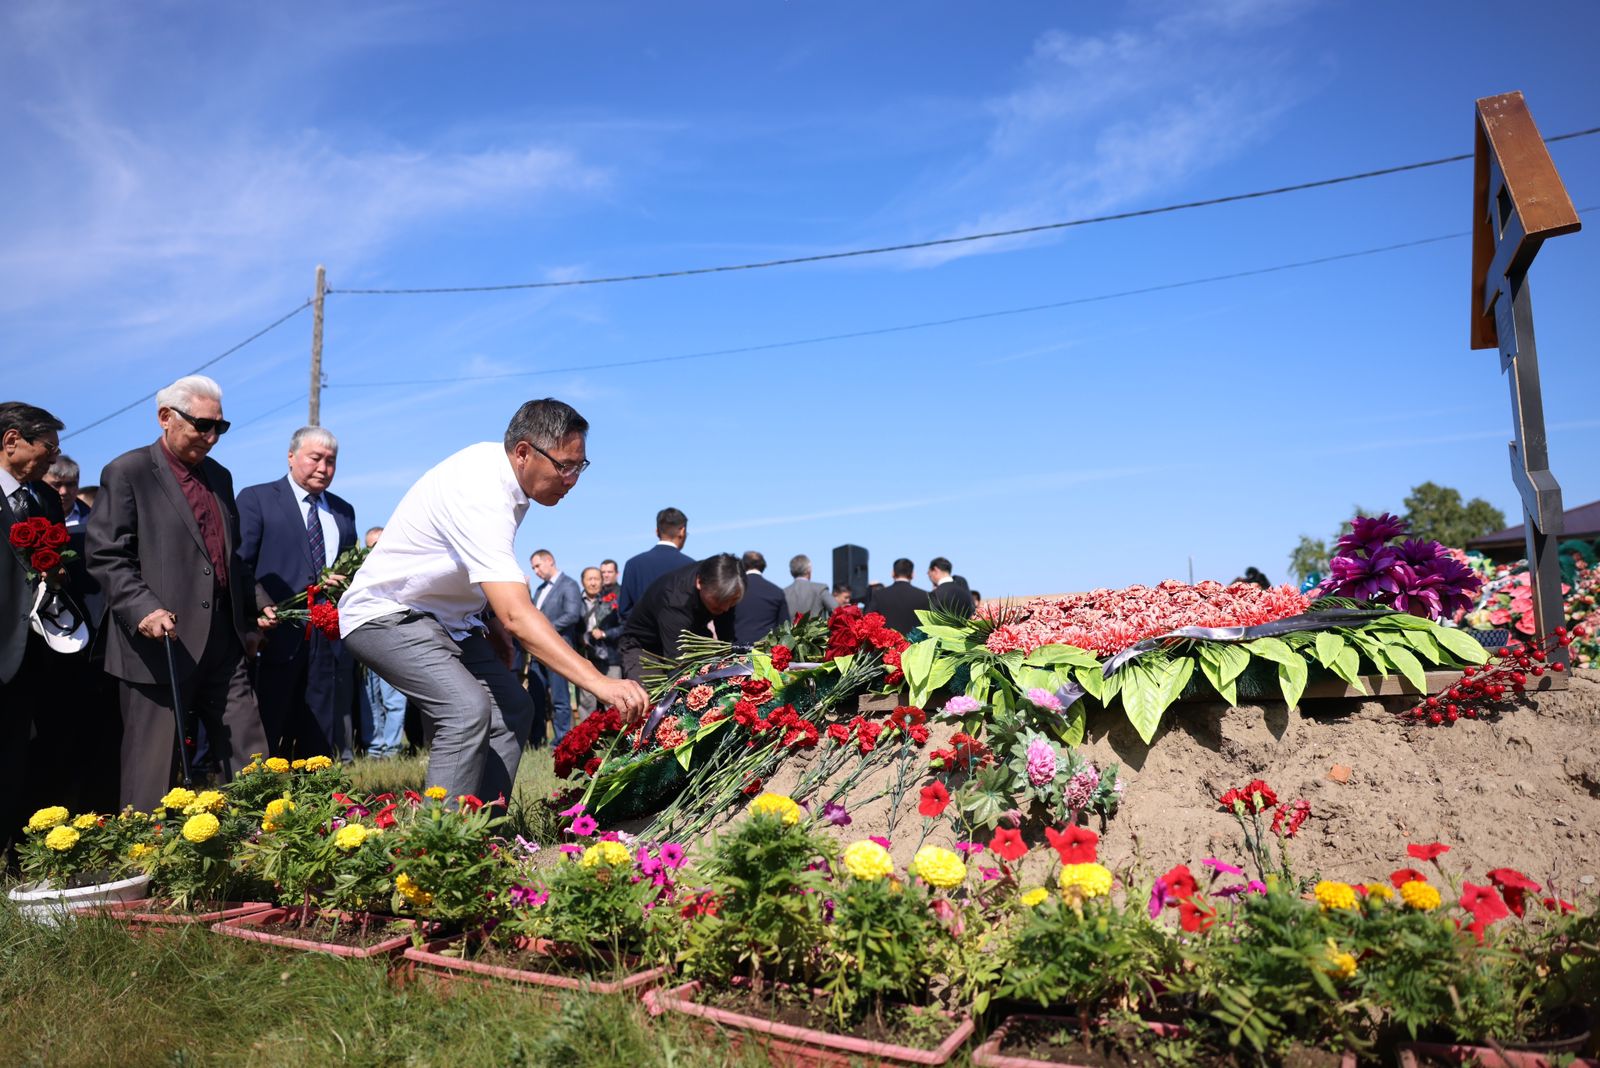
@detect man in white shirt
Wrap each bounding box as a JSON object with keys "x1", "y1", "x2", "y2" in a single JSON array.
[{"x1": 340, "y1": 399, "x2": 648, "y2": 803}]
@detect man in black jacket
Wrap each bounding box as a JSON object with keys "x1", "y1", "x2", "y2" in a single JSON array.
[
  {"x1": 731, "y1": 551, "x2": 789, "y2": 646},
  {"x1": 619, "y1": 554, "x2": 745, "y2": 683},
  {"x1": 867, "y1": 557, "x2": 929, "y2": 636},
  {"x1": 926, "y1": 556, "x2": 975, "y2": 619}
]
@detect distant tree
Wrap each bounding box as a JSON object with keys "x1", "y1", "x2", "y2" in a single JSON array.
[
  {"x1": 1287, "y1": 536, "x2": 1329, "y2": 587},
  {"x1": 1402, "y1": 482, "x2": 1506, "y2": 549}
]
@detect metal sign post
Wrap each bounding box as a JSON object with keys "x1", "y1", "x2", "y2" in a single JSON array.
[{"x1": 1470, "y1": 91, "x2": 1581, "y2": 669}]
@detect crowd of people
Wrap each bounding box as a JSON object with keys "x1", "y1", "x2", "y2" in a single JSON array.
[{"x1": 2, "y1": 381, "x2": 976, "y2": 855}]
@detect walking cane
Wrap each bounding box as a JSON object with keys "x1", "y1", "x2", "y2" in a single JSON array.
[{"x1": 162, "y1": 632, "x2": 195, "y2": 789}]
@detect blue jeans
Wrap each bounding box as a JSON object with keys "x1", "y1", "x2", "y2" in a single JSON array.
[
  {"x1": 361, "y1": 667, "x2": 407, "y2": 757},
  {"x1": 530, "y1": 661, "x2": 572, "y2": 746}
]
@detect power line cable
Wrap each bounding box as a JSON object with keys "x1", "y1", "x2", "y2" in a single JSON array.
[
  {"x1": 351, "y1": 218, "x2": 1592, "y2": 388},
  {"x1": 233, "y1": 391, "x2": 310, "y2": 431},
  {"x1": 327, "y1": 126, "x2": 1600, "y2": 296},
  {"x1": 63, "y1": 300, "x2": 314, "y2": 440}
]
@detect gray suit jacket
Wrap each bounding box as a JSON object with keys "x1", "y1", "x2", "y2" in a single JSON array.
[
  {"x1": 534, "y1": 571, "x2": 584, "y2": 646},
  {"x1": 783, "y1": 578, "x2": 833, "y2": 621},
  {"x1": 86, "y1": 441, "x2": 259, "y2": 685}
]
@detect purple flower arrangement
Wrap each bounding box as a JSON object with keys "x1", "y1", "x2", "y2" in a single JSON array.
[{"x1": 1318, "y1": 513, "x2": 1482, "y2": 621}]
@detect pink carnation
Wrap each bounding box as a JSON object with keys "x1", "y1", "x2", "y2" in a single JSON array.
[{"x1": 1024, "y1": 738, "x2": 1057, "y2": 786}]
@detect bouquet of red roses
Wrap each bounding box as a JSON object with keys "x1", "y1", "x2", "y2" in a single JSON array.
[{"x1": 7, "y1": 516, "x2": 76, "y2": 580}]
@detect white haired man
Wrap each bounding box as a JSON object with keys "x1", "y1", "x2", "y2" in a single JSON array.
[
  {"x1": 339, "y1": 398, "x2": 649, "y2": 803},
  {"x1": 86, "y1": 375, "x2": 270, "y2": 810},
  {"x1": 238, "y1": 426, "x2": 358, "y2": 759}
]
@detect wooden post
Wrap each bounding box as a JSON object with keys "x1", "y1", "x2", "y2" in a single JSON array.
[
  {"x1": 1470, "y1": 92, "x2": 1581, "y2": 668},
  {"x1": 309, "y1": 264, "x2": 327, "y2": 426}
]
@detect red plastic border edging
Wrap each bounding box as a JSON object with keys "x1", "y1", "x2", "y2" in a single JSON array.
[{"x1": 211, "y1": 907, "x2": 414, "y2": 959}]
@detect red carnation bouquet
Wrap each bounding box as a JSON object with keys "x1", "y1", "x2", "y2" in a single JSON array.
[
  {"x1": 270, "y1": 544, "x2": 371, "y2": 639},
  {"x1": 7, "y1": 516, "x2": 77, "y2": 580}
]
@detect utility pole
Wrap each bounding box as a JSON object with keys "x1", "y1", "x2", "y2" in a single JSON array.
[{"x1": 309, "y1": 264, "x2": 327, "y2": 426}]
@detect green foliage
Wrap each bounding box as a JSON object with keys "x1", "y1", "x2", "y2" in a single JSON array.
[
  {"x1": 1403, "y1": 481, "x2": 1507, "y2": 550},
  {"x1": 998, "y1": 892, "x2": 1179, "y2": 1016},
  {"x1": 820, "y1": 876, "x2": 943, "y2": 1026},
  {"x1": 386, "y1": 801, "x2": 509, "y2": 925},
  {"x1": 500, "y1": 846, "x2": 666, "y2": 972},
  {"x1": 1287, "y1": 535, "x2": 1330, "y2": 587}
]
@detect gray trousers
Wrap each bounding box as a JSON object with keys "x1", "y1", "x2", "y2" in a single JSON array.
[
  {"x1": 343, "y1": 611, "x2": 533, "y2": 804},
  {"x1": 575, "y1": 663, "x2": 622, "y2": 721}
]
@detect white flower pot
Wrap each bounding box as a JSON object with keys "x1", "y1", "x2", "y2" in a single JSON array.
[{"x1": 7, "y1": 872, "x2": 151, "y2": 926}]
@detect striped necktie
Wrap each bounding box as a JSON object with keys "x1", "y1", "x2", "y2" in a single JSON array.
[{"x1": 305, "y1": 493, "x2": 326, "y2": 581}]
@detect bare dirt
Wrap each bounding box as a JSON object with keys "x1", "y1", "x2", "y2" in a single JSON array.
[{"x1": 733, "y1": 670, "x2": 1600, "y2": 895}]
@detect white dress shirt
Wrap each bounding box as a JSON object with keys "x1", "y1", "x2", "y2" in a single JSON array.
[{"x1": 338, "y1": 442, "x2": 531, "y2": 639}]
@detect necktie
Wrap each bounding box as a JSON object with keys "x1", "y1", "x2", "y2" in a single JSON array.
[
  {"x1": 305, "y1": 494, "x2": 326, "y2": 580},
  {"x1": 9, "y1": 486, "x2": 36, "y2": 520}
]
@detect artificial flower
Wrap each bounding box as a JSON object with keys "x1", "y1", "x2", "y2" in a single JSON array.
[
  {"x1": 749, "y1": 792, "x2": 802, "y2": 825},
  {"x1": 182, "y1": 813, "x2": 220, "y2": 844},
  {"x1": 842, "y1": 840, "x2": 895, "y2": 881},
  {"x1": 1314, "y1": 880, "x2": 1359, "y2": 911},
  {"x1": 27, "y1": 806, "x2": 69, "y2": 832},
  {"x1": 910, "y1": 845, "x2": 966, "y2": 889},
  {"x1": 1058, "y1": 862, "x2": 1113, "y2": 900},
  {"x1": 1024, "y1": 738, "x2": 1057, "y2": 786},
  {"x1": 1025, "y1": 687, "x2": 1063, "y2": 712},
  {"x1": 44, "y1": 825, "x2": 80, "y2": 851},
  {"x1": 941, "y1": 695, "x2": 982, "y2": 716},
  {"x1": 1399, "y1": 880, "x2": 1441, "y2": 910}
]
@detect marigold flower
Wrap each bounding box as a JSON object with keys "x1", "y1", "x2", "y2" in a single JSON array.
[
  {"x1": 423, "y1": 786, "x2": 448, "y2": 801},
  {"x1": 1020, "y1": 886, "x2": 1049, "y2": 908},
  {"x1": 185, "y1": 790, "x2": 226, "y2": 815},
  {"x1": 749, "y1": 792, "x2": 802, "y2": 825},
  {"x1": 291, "y1": 759, "x2": 306, "y2": 770},
  {"x1": 910, "y1": 845, "x2": 966, "y2": 889},
  {"x1": 72, "y1": 813, "x2": 99, "y2": 829},
  {"x1": 262, "y1": 797, "x2": 294, "y2": 831},
  {"x1": 395, "y1": 872, "x2": 433, "y2": 907},
  {"x1": 1324, "y1": 941, "x2": 1358, "y2": 980},
  {"x1": 1314, "y1": 880, "x2": 1359, "y2": 911},
  {"x1": 334, "y1": 824, "x2": 370, "y2": 851},
  {"x1": 1058, "y1": 862, "x2": 1113, "y2": 900},
  {"x1": 842, "y1": 840, "x2": 895, "y2": 881},
  {"x1": 1363, "y1": 883, "x2": 1395, "y2": 902},
  {"x1": 579, "y1": 840, "x2": 632, "y2": 868},
  {"x1": 182, "y1": 813, "x2": 220, "y2": 844},
  {"x1": 302, "y1": 755, "x2": 334, "y2": 772},
  {"x1": 45, "y1": 825, "x2": 80, "y2": 851},
  {"x1": 1399, "y1": 880, "x2": 1441, "y2": 910},
  {"x1": 264, "y1": 757, "x2": 291, "y2": 773},
  {"x1": 237, "y1": 762, "x2": 260, "y2": 776},
  {"x1": 160, "y1": 788, "x2": 196, "y2": 811},
  {"x1": 128, "y1": 843, "x2": 157, "y2": 863}
]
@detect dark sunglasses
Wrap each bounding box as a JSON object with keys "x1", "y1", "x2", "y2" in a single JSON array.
[{"x1": 171, "y1": 408, "x2": 231, "y2": 436}]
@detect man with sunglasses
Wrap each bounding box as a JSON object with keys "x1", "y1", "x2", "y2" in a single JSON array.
[
  {"x1": 86, "y1": 375, "x2": 270, "y2": 810},
  {"x1": 339, "y1": 398, "x2": 649, "y2": 805}
]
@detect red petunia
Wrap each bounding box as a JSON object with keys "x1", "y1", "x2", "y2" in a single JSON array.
[
  {"x1": 1161, "y1": 864, "x2": 1198, "y2": 900},
  {"x1": 1486, "y1": 868, "x2": 1541, "y2": 918},
  {"x1": 1179, "y1": 897, "x2": 1216, "y2": 933},
  {"x1": 1390, "y1": 867, "x2": 1429, "y2": 888},
  {"x1": 989, "y1": 826, "x2": 1027, "y2": 862},
  {"x1": 918, "y1": 780, "x2": 950, "y2": 818},
  {"x1": 457, "y1": 794, "x2": 485, "y2": 811},
  {"x1": 1044, "y1": 825, "x2": 1098, "y2": 865},
  {"x1": 741, "y1": 777, "x2": 763, "y2": 795},
  {"x1": 373, "y1": 803, "x2": 398, "y2": 829},
  {"x1": 1541, "y1": 896, "x2": 1577, "y2": 914},
  {"x1": 1407, "y1": 842, "x2": 1451, "y2": 861},
  {"x1": 1460, "y1": 882, "x2": 1510, "y2": 929},
  {"x1": 769, "y1": 645, "x2": 792, "y2": 672}
]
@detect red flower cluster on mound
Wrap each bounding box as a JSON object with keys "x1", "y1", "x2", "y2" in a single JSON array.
[
  {"x1": 982, "y1": 579, "x2": 1312, "y2": 657},
  {"x1": 553, "y1": 708, "x2": 624, "y2": 779},
  {"x1": 824, "y1": 606, "x2": 909, "y2": 685}
]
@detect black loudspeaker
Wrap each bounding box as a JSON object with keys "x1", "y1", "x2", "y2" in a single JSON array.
[{"x1": 832, "y1": 544, "x2": 869, "y2": 605}]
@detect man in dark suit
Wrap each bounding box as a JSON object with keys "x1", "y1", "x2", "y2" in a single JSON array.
[
  {"x1": 86, "y1": 375, "x2": 270, "y2": 811},
  {"x1": 868, "y1": 557, "x2": 930, "y2": 635},
  {"x1": 926, "y1": 556, "x2": 975, "y2": 619},
  {"x1": 783, "y1": 554, "x2": 834, "y2": 621},
  {"x1": 2, "y1": 402, "x2": 74, "y2": 853},
  {"x1": 617, "y1": 507, "x2": 692, "y2": 618},
  {"x1": 576, "y1": 565, "x2": 622, "y2": 722},
  {"x1": 528, "y1": 548, "x2": 583, "y2": 745},
  {"x1": 237, "y1": 426, "x2": 358, "y2": 760},
  {"x1": 731, "y1": 550, "x2": 789, "y2": 646},
  {"x1": 619, "y1": 554, "x2": 745, "y2": 684}
]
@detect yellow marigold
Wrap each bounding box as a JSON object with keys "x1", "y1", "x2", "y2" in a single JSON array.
[
  {"x1": 749, "y1": 792, "x2": 802, "y2": 825},
  {"x1": 1325, "y1": 940, "x2": 1358, "y2": 980},
  {"x1": 1363, "y1": 883, "x2": 1394, "y2": 902},
  {"x1": 73, "y1": 813, "x2": 99, "y2": 829},
  {"x1": 128, "y1": 843, "x2": 157, "y2": 863},
  {"x1": 1399, "y1": 880, "x2": 1442, "y2": 911},
  {"x1": 118, "y1": 807, "x2": 150, "y2": 822},
  {"x1": 395, "y1": 872, "x2": 433, "y2": 907},
  {"x1": 1020, "y1": 886, "x2": 1050, "y2": 908},
  {"x1": 1058, "y1": 863, "x2": 1114, "y2": 900},
  {"x1": 160, "y1": 787, "x2": 196, "y2": 811},
  {"x1": 265, "y1": 757, "x2": 291, "y2": 773},
  {"x1": 264, "y1": 797, "x2": 294, "y2": 821},
  {"x1": 27, "y1": 806, "x2": 69, "y2": 832},
  {"x1": 182, "y1": 813, "x2": 220, "y2": 844},
  {"x1": 424, "y1": 786, "x2": 448, "y2": 801},
  {"x1": 302, "y1": 755, "x2": 334, "y2": 772},
  {"x1": 842, "y1": 840, "x2": 894, "y2": 881},
  {"x1": 45, "y1": 825, "x2": 80, "y2": 851},
  {"x1": 580, "y1": 840, "x2": 633, "y2": 868},
  {"x1": 333, "y1": 824, "x2": 370, "y2": 851},
  {"x1": 237, "y1": 762, "x2": 260, "y2": 776},
  {"x1": 291, "y1": 759, "x2": 307, "y2": 770},
  {"x1": 1314, "y1": 880, "x2": 1359, "y2": 911},
  {"x1": 910, "y1": 845, "x2": 967, "y2": 889},
  {"x1": 184, "y1": 790, "x2": 226, "y2": 815}
]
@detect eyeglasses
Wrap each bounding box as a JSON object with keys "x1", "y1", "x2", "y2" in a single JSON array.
[
  {"x1": 171, "y1": 408, "x2": 232, "y2": 436},
  {"x1": 528, "y1": 441, "x2": 590, "y2": 479},
  {"x1": 22, "y1": 434, "x2": 62, "y2": 455}
]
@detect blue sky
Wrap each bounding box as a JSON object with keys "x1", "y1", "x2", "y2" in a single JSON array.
[{"x1": 5, "y1": 0, "x2": 1598, "y2": 598}]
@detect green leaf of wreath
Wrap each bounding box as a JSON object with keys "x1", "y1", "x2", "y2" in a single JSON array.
[
  {"x1": 1383, "y1": 643, "x2": 1428, "y2": 693},
  {"x1": 1433, "y1": 626, "x2": 1491, "y2": 665}
]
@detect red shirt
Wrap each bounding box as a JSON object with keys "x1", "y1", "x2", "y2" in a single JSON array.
[{"x1": 160, "y1": 440, "x2": 228, "y2": 588}]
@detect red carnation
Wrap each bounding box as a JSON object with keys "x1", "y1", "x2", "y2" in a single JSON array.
[
  {"x1": 989, "y1": 826, "x2": 1027, "y2": 862},
  {"x1": 29, "y1": 548, "x2": 61, "y2": 572},
  {"x1": 769, "y1": 645, "x2": 792, "y2": 672},
  {"x1": 1161, "y1": 864, "x2": 1198, "y2": 900},
  {"x1": 1270, "y1": 799, "x2": 1311, "y2": 838},
  {"x1": 918, "y1": 780, "x2": 950, "y2": 818},
  {"x1": 1406, "y1": 842, "x2": 1450, "y2": 862},
  {"x1": 741, "y1": 777, "x2": 763, "y2": 796},
  {"x1": 1389, "y1": 867, "x2": 1429, "y2": 888},
  {"x1": 1044, "y1": 824, "x2": 1098, "y2": 865},
  {"x1": 1486, "y1": 868, "x2": 1541, "y2": 918},
  {"x1": 826, "y1": 723, "x2": 850, "y2": 745},
  {"x1": 740, "y1": 677, "x2": 773, "y2": 704}
]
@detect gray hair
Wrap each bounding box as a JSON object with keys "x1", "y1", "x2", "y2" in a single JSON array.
[
  {"x1": 504, "y1": 398, "x2": 589, "y2": 451},
  {"x1": 697, "y1": 554, "x2": 746, "y2": 604},
  {"x1": 47, "y1": 454, "x2": 80, "y2": 481},
  {"x1": 789, "y1": 554, "x2": 812, "y2": 579},
  {"x1": 155, "y1": 375, "x2": 222, "y2": 411},
  {"x1": 289, "y1": 426, "x2": 338, "y2": 454}
]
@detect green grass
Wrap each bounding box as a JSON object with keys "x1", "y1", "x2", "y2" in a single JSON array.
[
  {"x1": 0, "y1": 900, "x2": 776, "y2": 1068},
  {"x1": 346, "y1": 749, "x2": 565, "y2": 844}
]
